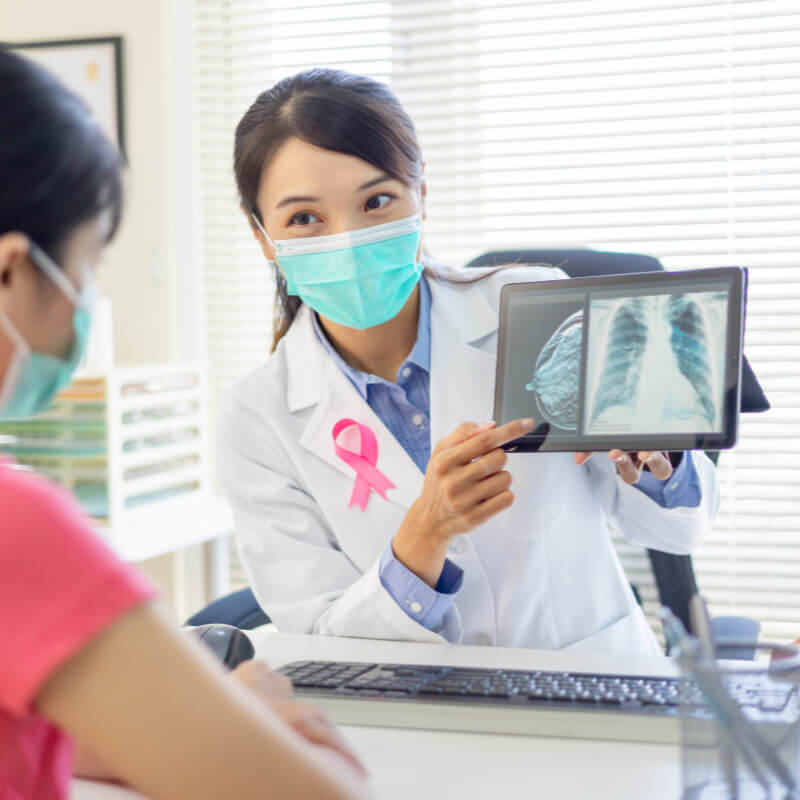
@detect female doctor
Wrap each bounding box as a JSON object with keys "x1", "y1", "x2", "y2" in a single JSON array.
[{"x1": 220, "y1": 68, "x2": 719, "y2": 657}]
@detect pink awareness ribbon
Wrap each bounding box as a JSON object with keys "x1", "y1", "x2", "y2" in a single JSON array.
[{"x1": 332, "y1": 418, "x2": 396, "y2": 511}]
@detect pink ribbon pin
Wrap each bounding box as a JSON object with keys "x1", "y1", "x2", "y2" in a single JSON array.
[{"x1": 332, "y1": 418, "x2": 396, "y2": 511}]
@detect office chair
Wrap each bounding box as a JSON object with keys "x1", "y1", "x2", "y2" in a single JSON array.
[
  {"x1": 186, "y1": 586, "x2": 270, "y2": 629},
  {"x1": 465, "y1": 247, "x2": 769, "y2": 639}
]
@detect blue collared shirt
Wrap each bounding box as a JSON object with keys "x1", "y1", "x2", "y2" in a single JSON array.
[{"x1": 312, "y1": 276, "x2": 700, "y2": 631}]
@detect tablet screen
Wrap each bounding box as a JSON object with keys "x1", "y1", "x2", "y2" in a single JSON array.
[{"x1": 494, "y1": 267, "x2": 745, "y2": 452}]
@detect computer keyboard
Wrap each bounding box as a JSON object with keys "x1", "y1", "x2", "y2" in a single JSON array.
[{"x1": 278, "y1": 660, "x2": 800, "y2": 744}]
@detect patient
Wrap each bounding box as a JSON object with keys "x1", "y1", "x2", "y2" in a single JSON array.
[{"x1": 0, "y1": 48, "x2": 369, "y2": 800}]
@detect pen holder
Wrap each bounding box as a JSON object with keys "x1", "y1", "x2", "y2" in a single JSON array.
[{"x1": 680, "y1": 640, "x2": 800, "y2": 800}]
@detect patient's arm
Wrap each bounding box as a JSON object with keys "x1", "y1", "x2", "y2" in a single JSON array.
[
  {"x1": 38, "y1": 600, "x2": 370, "y2": 800},
  {"x1": 73, "y1": 744, "x2": 116, "y2": 782}
]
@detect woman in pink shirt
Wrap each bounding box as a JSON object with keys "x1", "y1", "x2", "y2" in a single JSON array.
[{"x1": 0, "y1": 48, "x2": 369, "y2": 800}]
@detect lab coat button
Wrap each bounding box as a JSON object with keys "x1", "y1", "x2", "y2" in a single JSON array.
[
  {"x1": 449, "y1": 538, "x2": 466, "y2": 554},
  {"x1": 409, "y1": 601, "x2": 423, "y2": 614}
]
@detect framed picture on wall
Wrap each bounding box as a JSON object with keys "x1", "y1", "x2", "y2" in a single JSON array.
[{"x1": 9, "y1": 36, "x2": 126, "y2": 158}]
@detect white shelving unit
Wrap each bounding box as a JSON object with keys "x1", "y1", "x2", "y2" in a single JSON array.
[{"x1": 0, "y1": 363, "x2": 234, "y2": 567}]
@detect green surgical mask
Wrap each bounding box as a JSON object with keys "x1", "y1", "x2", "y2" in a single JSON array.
[
  {"x1": 253, "y1": 214, "x2": 423, "y2": 330},
  {"x1": 0, "y1": 243, "x2": 94, "y2": 419}
]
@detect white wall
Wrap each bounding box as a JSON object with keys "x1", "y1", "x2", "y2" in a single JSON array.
[
  {"x1": 0, "y1": 0, "x2": 204, "y2": 365},
  {"x1": 1, "y1": 0, "x2": 214, "y2": 614}
]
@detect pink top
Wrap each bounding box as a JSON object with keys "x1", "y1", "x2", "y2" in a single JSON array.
[{"x1": 0, "y1": 460, "x2": 155, "y2": 799}]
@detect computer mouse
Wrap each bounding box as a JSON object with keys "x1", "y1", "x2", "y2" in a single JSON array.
[{"x1": 185, "y1": 623, "x2": 256, "y2": 669}]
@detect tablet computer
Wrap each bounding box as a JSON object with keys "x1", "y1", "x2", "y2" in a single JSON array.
[{"x1": 493, "y1": 266, "x2": 746, "y2": 453}]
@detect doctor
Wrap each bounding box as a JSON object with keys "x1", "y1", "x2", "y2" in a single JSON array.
[{"x1": 220, "y1": 68, "x2": 719, "y2": 656}]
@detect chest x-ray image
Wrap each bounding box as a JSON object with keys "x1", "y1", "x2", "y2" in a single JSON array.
[
  {"x1": 584, "y1": 291, "x2": 727, "y2": 434},
  {"x1": 523, "y1": 290, "x2": 728, "y2": 436}
]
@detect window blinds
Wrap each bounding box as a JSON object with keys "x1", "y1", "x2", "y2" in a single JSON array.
[{"x1": 193, "y1": 0, "x2": 800, "y2": 639}]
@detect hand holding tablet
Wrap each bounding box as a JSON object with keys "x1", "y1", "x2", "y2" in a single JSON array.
[
  {"x1": 494, "y1": 267, "x2": 746, "y2": 453},
  {"x1": 574, "y1": 449, "x2": 674, "y2": 484}
]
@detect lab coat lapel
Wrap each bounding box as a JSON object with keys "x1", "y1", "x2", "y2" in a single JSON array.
[
  {"x1": 428, "y1": 277, "x2": 498, "y2": 448},
  {"x1": 285, "y1": 306, "x2": 423, "y2": 511}
]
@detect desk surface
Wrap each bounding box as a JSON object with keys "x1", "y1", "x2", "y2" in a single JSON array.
[{"x1": 72, "y1": 632, "x2": 683, "y2": 800}]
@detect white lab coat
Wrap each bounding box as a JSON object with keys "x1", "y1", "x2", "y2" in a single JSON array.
[{"x1": 219, "y1": 267, "x2": 720, "y2": 656}]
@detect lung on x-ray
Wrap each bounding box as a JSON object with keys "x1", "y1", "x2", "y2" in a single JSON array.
[
  {"x1": 585, "y1": 291, "x2": 727, "y2": 434},
  {"x1": 524, "y1": 290, "x2": 727, "y2": 435}
]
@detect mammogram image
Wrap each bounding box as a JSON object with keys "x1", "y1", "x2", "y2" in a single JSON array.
[
  {"x1": 524, "y1": 310, "x2": 583, "y2": 430},
  {"x1": 584, "y1": 291, "x2": 727, "y2": 434}
]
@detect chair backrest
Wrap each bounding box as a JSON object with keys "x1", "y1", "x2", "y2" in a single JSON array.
[
  {"x1": 466, "y1": 248, "x2": 769, "y2": 414},
  {"x1": 185, "y1": 586, "x2": 270, "y2": 630},
  {"x1": 468, "y1": 248, "x2": 663, "y2": 278}
]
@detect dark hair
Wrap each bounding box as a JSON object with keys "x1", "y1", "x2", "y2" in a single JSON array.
[
  {"x1": 0, "y1": 47, "x2": 123, "y2": 266},
  {"x1": 234, "y1": 68, "x2": 424, "y2": 351}
]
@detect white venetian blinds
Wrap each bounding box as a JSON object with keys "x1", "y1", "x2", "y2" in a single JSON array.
[
  {"x1": 192, "y1": 0, "x2": 800, "y2": 637},
  {"x1": 193, "y1": 0, "x2": 394, "y2": 400}
]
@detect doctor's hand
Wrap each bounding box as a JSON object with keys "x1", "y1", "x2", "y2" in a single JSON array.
[
  {"x1": 574, "y1": 449, "x2": 673, "y2": 484},
  {"x1": 393, "y1": 418, "x2": 535, "y2": 587},
  {"x1": 232, "y1": 660, "x2": 367, "y2": 776}
]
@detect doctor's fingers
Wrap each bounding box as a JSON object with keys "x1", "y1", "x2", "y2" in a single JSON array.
[
  {"x1": 464, "y1": 488, "x2": 516, "y2": 527},
  {"x1": 610, "y1": 450, "x2": 673, "y2": 484},
  {"x1": 432, "y1": 420, "x2": 496, "y2": 456},
  {"x1": 452, "y1": 447, "x2": 508, "y2": 490},
  {"x1": 442, "y1": 418, "x2": 534, "y2": 469},
  {"x1": 457, "y1": 470, "x2": 513, "y2": 511},
  {"x1": 610, "y1": 450, "x2": 643, "y2": 485},
  {"x1": 637, "y1": 450, "x2": 673, "y2": 480}
]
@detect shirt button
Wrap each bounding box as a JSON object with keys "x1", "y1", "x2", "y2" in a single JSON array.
[
  {"x1": 411, "y1": 413, "x2": 424, "y2": 427},
  {"x1": 409, "y1": 601, "x2": 423, "y2": 614},
  {"x1": 402, "y1": 366, "x2": 412, "y2": 378}
]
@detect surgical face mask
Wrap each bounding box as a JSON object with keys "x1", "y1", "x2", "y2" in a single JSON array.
[
  {"x1": 0, "y1": 243, "x2": 95, "y2": 419},
  {"x1": 253, "y1": 213, "x2": 423, "y2": 330}
]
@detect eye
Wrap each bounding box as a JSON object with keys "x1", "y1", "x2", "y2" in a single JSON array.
[
  {"x1": 365, "y1": 193, "x2": 394, "y2": 212},
  {"x1": 288, "y1": 211, "x2": 321, "y2": 226}
]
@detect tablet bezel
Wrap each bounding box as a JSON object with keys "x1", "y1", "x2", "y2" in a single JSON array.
[{"x1": 493, "y1": 266, "x2": 746, "y2": 453}]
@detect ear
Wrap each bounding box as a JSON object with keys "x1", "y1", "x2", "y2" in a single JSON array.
[
  {"x1": 242, "y1": 204, "x2": 278, "y2": 263},
  {"x1": 419, "y1": 174, "x2": 428, "y2": 221},
  {"x1": 0, "y1": 233, "x2": 32, "y2": 297}
]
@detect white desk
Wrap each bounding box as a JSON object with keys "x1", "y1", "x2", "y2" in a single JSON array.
[{"x1": 72, "y1": 633, "x2": 683, "y2": 799}]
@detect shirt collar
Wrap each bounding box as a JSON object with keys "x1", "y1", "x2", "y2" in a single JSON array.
[{"x1": 311, "y1": 275, "x2": 431, "y2": 400}]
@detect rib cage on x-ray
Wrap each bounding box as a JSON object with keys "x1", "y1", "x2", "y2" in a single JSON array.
[
  {"x1": 590, "y1": 293, "x2": 717, "y2": 428},
  {"x1": 665, "y1": 294, "x2": 715, "y2": 426},
  {"x1": 589, "y1": 297, "x2": 649, "y2": 422}
]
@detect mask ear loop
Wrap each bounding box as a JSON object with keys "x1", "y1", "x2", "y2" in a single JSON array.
[
  {"x1": 27, "y1": 243, "x2": 83, "y2": 307},
  {"x1": 0, "y1": 311, "x2": 32, "y2": 411},
  {"x1": 251, "y1": 213, "x2": 279, "y2": 269}
]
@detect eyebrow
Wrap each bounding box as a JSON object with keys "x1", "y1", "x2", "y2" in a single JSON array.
[
  {"x1": 357, "y1": 173, "x2": 396, "y2": 191},
  {"x1": 274, "y1": 174, "x2": 397, "y2": 209},
  {"x1": 275, "y1": 194, "x2": 319, "y2": 209}
]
